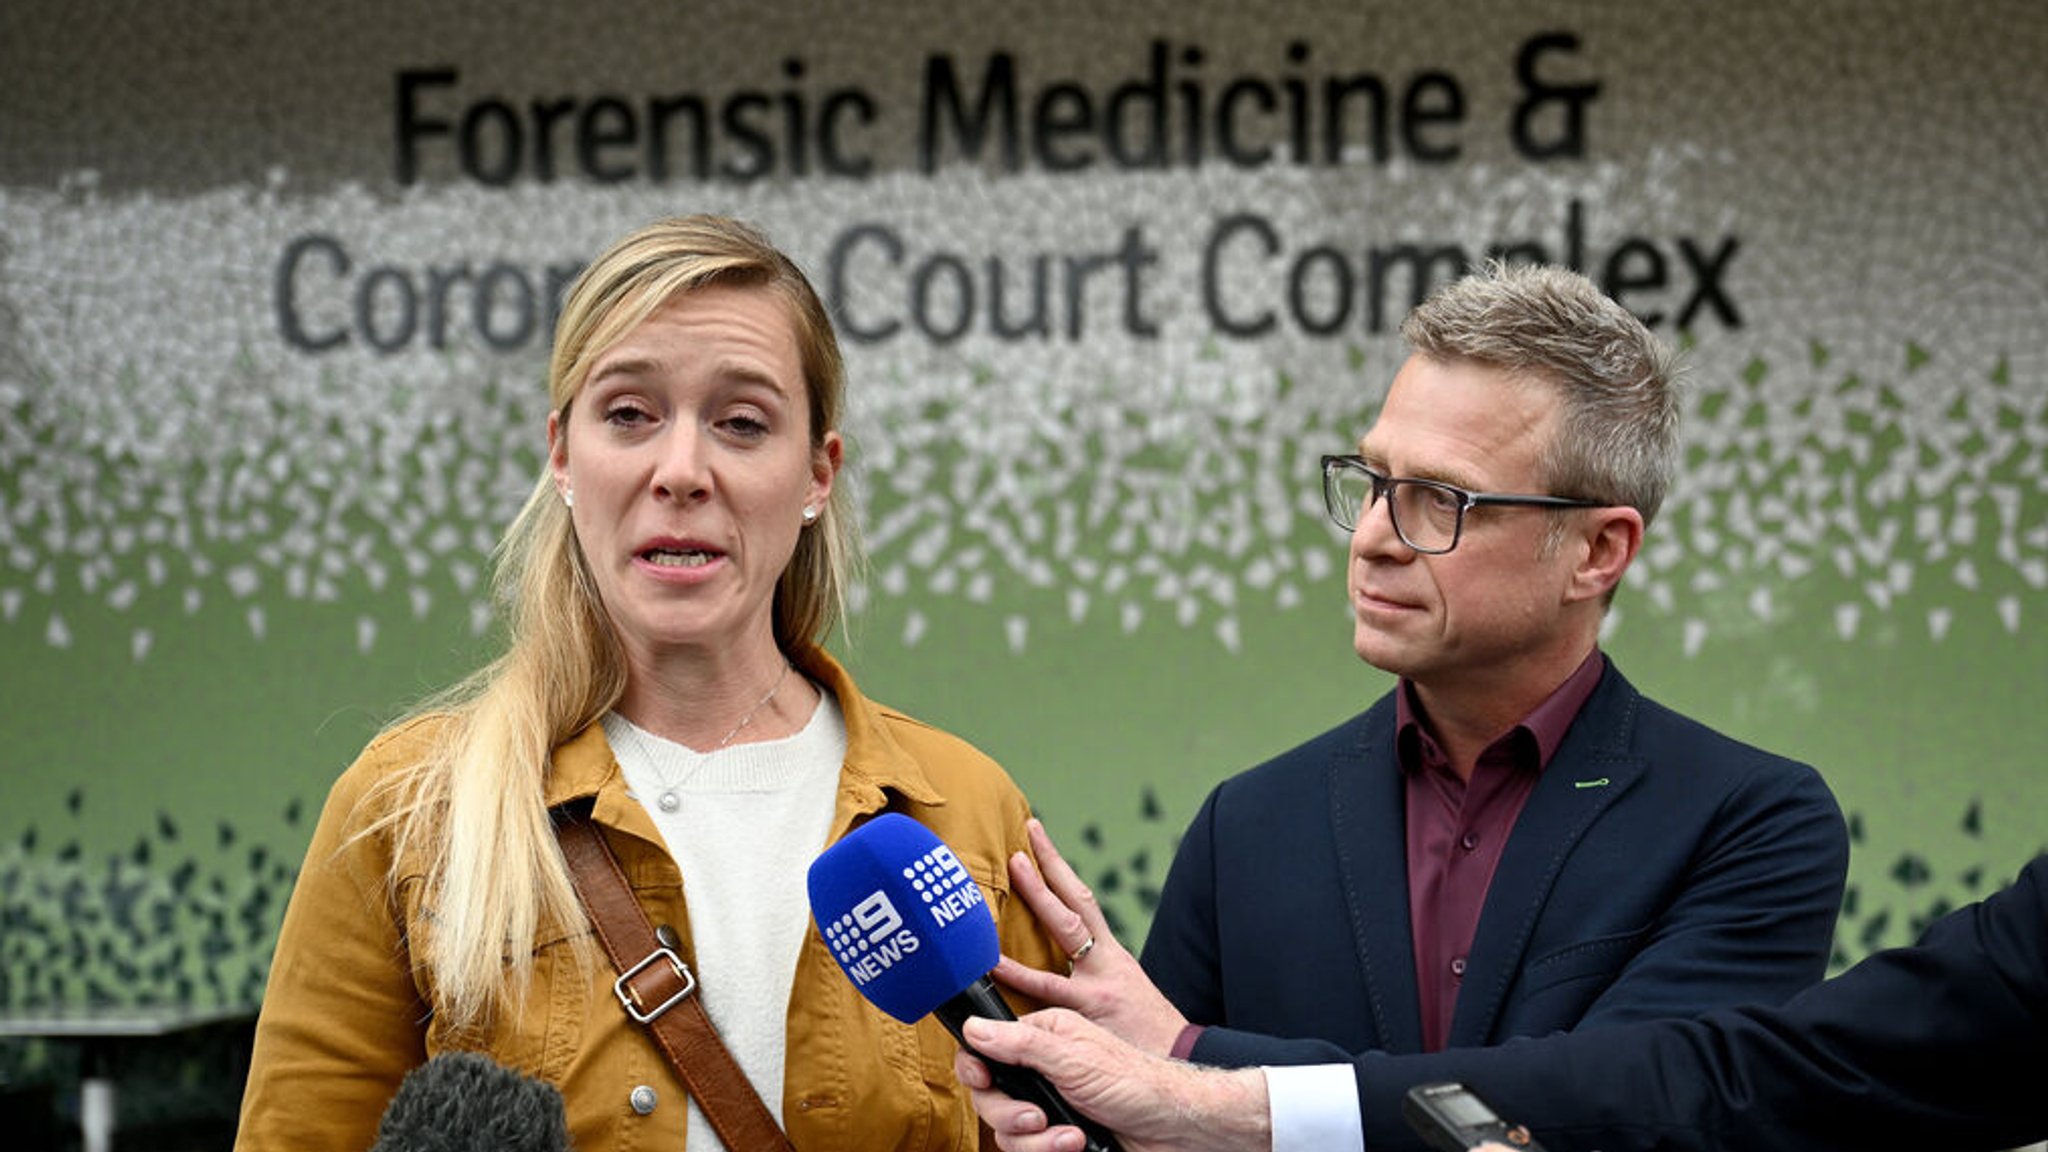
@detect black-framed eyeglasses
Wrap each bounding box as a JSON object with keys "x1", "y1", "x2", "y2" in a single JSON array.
[{"x1": 1320, "y1": 454, "x2": 1609, "y2": 555}]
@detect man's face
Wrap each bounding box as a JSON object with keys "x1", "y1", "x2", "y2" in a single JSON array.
[{"x1": 1348, "y1": 354, "x2": 1585, "y2": 693}]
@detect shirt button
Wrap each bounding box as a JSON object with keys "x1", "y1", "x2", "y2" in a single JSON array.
[
  {"x1": 1459, "y1": 832, "x2": 1479, "y2": 852},
  {"x1": 1450, "y1": 956, "x2": 1467, "y2": 978},
  {"x1": 630, "y1": 1085, "x2": 659, "y2": 1115},
  {"x1": 656, "y1": 924, "x2": 681, "y2": 950}
]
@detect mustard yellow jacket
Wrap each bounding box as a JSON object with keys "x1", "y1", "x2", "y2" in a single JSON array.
[{"x1": 234, "y1": 646, "x2": 1067, "y2": 1152}]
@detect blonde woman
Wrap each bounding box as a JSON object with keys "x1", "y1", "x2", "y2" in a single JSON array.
[{"x1": 235, "y1": 215, "x2": 1067, "y2": 1151}]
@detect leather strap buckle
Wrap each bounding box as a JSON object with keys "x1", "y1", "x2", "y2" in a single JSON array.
[{"x1": 614, "y1": 946, "x2": 696, "y2": 1023}]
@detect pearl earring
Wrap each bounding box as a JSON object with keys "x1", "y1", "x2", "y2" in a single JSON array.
[
  {"x1": 801, "y1": 506, "x2": 817, "y2": 523},
  {"x1": 562, "y1": 488, "x2": 575, "y2": 509}
]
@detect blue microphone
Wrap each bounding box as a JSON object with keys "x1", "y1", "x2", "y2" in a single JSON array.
[{"x1": 809, "y1": 813, "x2": 1122, "y2": 1152}]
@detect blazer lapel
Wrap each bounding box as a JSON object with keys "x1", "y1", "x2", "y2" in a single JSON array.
[
  {"x1": 1448, "y1": 667, "x2": 1648, "y2": 1047},
  {"x1": 1327, "y1": 696, "x2": 1429, "y2": 1054}
]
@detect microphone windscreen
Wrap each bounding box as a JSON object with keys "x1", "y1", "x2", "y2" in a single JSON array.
[
  {"x1": 807, "y1": 812, "x2": 1001, "y2": 1022},
  {"x1": 370, "y1": 1050, "x2": 571, "y2": 1152}
]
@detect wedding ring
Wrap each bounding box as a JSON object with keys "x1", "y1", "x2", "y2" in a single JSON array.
[{"x1": 1068, "y1": 935, "x2": 1097, "y2": 967}]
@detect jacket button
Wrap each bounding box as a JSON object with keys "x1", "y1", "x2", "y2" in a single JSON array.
[
  {"x1": 656, "y1": 924, "x2": 681, "y2": 949},
  {"x1": 630, "y1": 1085, "x2": 659, "y2": 1115}
]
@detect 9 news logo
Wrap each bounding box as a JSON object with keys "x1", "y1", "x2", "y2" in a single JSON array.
[
  {"x1": 906, "y1": 844, "x2": 986, "y2": 927},
  {"x1": 823, "y1": 891, "x2": 921, "y2": 984}
]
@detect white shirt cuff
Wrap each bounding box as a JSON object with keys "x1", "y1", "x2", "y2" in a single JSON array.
[{"x1": 1265, "y1": 1063, "x2": 1365, "y2": 1152}]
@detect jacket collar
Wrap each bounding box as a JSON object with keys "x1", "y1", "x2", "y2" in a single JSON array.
[
  {"x1": 1448, "y1": 661, "x2": 1648, "y2": 1045},
  {"x1": 793, "y1": 643, "x2": 946, "y2": 811}
]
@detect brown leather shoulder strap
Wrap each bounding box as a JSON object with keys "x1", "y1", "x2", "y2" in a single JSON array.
[{"x1": 554, "y1": 813, "x2": 796, "y2": 1152}]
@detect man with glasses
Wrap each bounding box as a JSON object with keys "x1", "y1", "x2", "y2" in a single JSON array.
[{"x1": 988, "y1": 263, "x2": 1849, "y2": 1149}]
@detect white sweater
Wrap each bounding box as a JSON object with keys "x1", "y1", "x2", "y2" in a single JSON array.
[{"x1": 602, "y1": 692, "x2": 847, "y2": 1148}]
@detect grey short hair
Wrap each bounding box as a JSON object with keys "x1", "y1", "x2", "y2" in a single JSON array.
[{"x1": 1401, "y1": 261, "x2": 1681, "y2": 528}]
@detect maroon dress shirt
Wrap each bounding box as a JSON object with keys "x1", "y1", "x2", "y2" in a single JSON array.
[{"x1": 1401, "y1": 650, "x2": 1607, "y2": 1052}]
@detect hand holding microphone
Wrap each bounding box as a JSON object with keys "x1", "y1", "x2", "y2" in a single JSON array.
[{"x1": 807, "y1": 813, "x2": 1124, "y2": 1152}]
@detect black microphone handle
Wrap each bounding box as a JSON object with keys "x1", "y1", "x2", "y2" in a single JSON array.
[{"x1": 935, "y1": 974, "x2": 1124, "y2": 1152}]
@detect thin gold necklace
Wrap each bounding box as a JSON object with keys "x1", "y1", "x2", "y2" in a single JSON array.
[
  {"x1": 652, "y1": 659, "x2": 793, "y2": 814},
  {"x1": 715, "y1": 659, "x2": 793, "y2": 749}
]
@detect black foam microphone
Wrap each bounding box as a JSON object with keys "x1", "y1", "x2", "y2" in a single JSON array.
[
  {"x1": 369, "y1": 1051, "x2": 572, "y2": 1152},
  {"x1": 807, "y1": 813, "x2": 1123, "y2": 1152}
]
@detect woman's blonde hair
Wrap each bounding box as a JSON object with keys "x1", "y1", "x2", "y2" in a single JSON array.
[{"x1": 370, "y1": 215, "x2": 858, "y2": 1029}]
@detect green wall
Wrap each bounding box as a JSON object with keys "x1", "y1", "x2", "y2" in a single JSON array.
[{"x1": 3, "y1": 0, "x2": 2046, "y2": 1133}]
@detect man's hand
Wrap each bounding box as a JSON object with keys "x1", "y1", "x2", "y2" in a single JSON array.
[
  {"x1": 995, "y1": 819, "x2": 1191, "y2": 1056},
  {"x1": 952, "y1": 1008, "x2": 1271, "y2": 1152}
]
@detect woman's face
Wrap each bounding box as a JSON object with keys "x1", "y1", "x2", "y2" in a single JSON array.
[{"x1": 548, "y1": 284, "x2": 839, "y2": 668}]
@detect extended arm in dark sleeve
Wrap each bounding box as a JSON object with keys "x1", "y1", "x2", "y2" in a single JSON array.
[{"x1": 1350, "y1": 854, "x2": 2048, "y2": 1152}]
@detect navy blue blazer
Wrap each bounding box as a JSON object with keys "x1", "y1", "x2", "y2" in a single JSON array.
[
  {"x1": 1141, "y1": 660, "x2": 1849, "y2": 1067},
  {"x1": 1349, "y1": 852, "x2": 2048, "y2": 1151}
]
